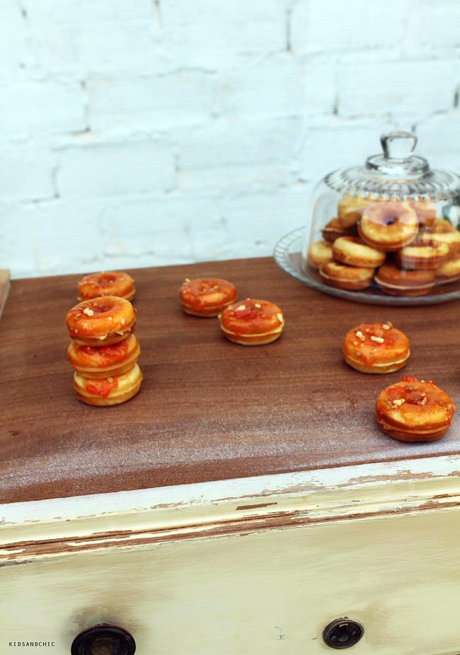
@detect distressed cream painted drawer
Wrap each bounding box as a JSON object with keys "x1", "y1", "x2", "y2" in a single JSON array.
[
  {"x1": 2, "y1": 261, "x2": 460, "y2": 654},
  {"x1": 2, "y1": 457, "x2": 460, "y2": 654}
]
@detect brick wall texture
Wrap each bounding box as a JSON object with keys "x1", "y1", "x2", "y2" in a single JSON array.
[{"x1": 1, "y1": 0, "x2": 459, "y2": 277}]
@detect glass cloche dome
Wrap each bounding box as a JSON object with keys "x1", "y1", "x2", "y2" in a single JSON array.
[{"x1": 302, "y1": 131, "x2": 460, "y2": 302}]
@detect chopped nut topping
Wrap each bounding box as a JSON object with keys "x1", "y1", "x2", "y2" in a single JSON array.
[
  {"x1": 419, "y1": 397, "x2": 427, "y2": 405},
  {"x1": 355, "y1": 330, "x2": 365, "y2": 342},
  {"x1": 255, "y1": 303, "x2": 261, "y2": 308},
  {"x1": 277, "y1": 313, "x2": 283, "y2": 323},
  {"x1": 382, "y1": 322, "x2": 393, "y2": 330},
  {"x1": 393, "y1": 398, "x2": 405, "y2": 407},
  {"x1": 184, "y1": 278, "x2": 190, "y2": 283},
  {"x1": 107, "y1": 377, "x2": 113, "y2": 383},
  {"x1": 370, "y1": 336, "x2": 384, "y2": 343},
  {"x1": 235, "y1": 305, "x2": 246, "y2": 311},
  {"x1": 83, "y1": 307, "x2": 94, "y2": 317}
]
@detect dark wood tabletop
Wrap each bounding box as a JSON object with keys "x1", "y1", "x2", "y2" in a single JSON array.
[{"x1": 1, "y1": 257, "x2": 460, "y2": 504}]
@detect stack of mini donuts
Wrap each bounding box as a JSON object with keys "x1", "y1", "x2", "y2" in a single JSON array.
[
  {"x1": 308, "y1": 194, "x2": 460, "y2": 296},
  {"x1": 65, "y1": 272, "x2": 142, "y2": 406}
]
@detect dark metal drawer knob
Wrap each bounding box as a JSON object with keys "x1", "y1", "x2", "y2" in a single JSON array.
[
  {"x1": 323, "y1": 618, "x2": 364, "y2": 649},
  {"x1": 71, "y1": 624, "x2": 136, "y2": 655}
]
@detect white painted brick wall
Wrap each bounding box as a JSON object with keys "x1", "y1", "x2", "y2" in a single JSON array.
[
  {"x1": 0, "y1": 0, "x2": 459, "y2": 279},
  {"x1": 56, "y1": 140, "x2": 175, "y2": 197}
]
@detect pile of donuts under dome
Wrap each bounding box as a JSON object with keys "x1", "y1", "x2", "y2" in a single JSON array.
[{"x1": 303, "y1": 131, "x2": 460, "y2": 301}]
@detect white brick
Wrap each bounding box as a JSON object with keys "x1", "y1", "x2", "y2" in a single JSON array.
[
  {"x1": 218, "y1": 58, "x2": 335, "y2": 119},
  {"x1": 178, "y1": 164, "x2": 292, "y2": 196},
  {"x1": 102, "y1": 196, "x2": 227, "y2": 265},
  {"x1": 0, "y1": 80, "x2": 85, "y2": 135},
  {"x1": 23, "y1": 0, "x2": 154, "y2": 24},
  {"x1": 88, "y1": 73, "x2": 215, "y2": 133},
  {"x1": 26, "y1": 18, "x2": 162, "y2": 76},
  {"x1": 415, "y1": 114, "x2": 460, "y2": 173},
  {"x1": 406, "y1": 0, "x2": 460, "y2": 56},
  {"x1": 291, "y1": 0, "x2": 411, "y2": 55},
  {"x1": 218, "y1": 189, "x2": 310, "y2": 259},
  {"x1": 297, "y1": 119, "x2": 396, "y2": 183},
  {"x1": 338, "y1": 60, "x2": 457, "y2": 118},
  {"x1": 26, "y1": 198, "x2": 107, "y2": 275},
  {"x1": 0, "y1": 202, "x2": 36, "y2": 278},
  {"x1": 56, "y1": 141, "x2": 175, "y2": 197},
  {"x1": 161, "y1": 0, "x2": 286, "y2": 67},
  {"x1": 178, "y1": 118, "x2": 302, "y2": 170},
  {"x1": 0, "y1": 142, "x2": 55, "y2": 200},
  {"x1": 0, "y1": 1, "x2": 29, "y2": 76}
]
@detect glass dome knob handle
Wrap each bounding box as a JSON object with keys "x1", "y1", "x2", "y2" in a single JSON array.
[{"x1": 381, "y1": 131, "x2": 417, "y2": 160}]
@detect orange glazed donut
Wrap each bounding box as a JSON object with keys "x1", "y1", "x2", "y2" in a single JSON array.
[
  {"x1": 359, "y1": 201, "x2": 419, "y2": 251},
  {"x1": 435, "y1": 256, "x2": 460, "y2": 285},
  {"x1": 320, "y1": 261, "x2": 374, "y2": 291},
  {"x1": 68, "y1": 334, "x2": 140, "y2": 379},
  {"x1": 73, "y1": 363, "x2": 143, "y2": 407},
  {"x1": 419, "y1": 229, "x2": 460, "y2": 256},
  {"x1": 337, "y1": 194, "x2": 369, "y2": 227},
  {"x1": 394, "y1": 242, "x2": 450, "y2": 270},
  {"x1": 375, "y1": 263, "x2": 435, "y2": 297},
  {"x1": 409, "y1": 201, "x2": 436, "y2": 228},
  {"x1": 219, "y1": 299, "x2": 284, "y2": 346},
  {"x1": 78, "y1": 272, "x2": 135, "y2": 301},
  {"x1": 342, "y1": 322, "x2": 410, "y2": 374},
  {"x1": 307, "y1": 241, "x2": 334, "y2": 269},
  {"x1": 179, "y1": 277, "x2": 237, "y2": 317},
  {"x1": 66, "y1": 296, "x2": 136, "y2": 346},
  {"x1": 333, "y1": 236, "x2": 385, "y2": 268},
  {"x1": 375, "y1": 376, "x2": 455, "y2": 442},
  {"x1": 322, "y1": 218, "x2": 358, "y2": 243}
]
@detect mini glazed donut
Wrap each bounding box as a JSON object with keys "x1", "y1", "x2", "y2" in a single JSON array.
[
  {"x1": 307, "y1": 241, "x2": 334, "y2": 269},
  {"x1": 219, "y1": 299, "x2": 284, "y2": 346},
  {"x1": 333, "y1": 237, "x2": 385, "y2": 268},
  {"x1": 179, "y1": 277, "x2": 237, "y2": 317},
  {"x1": 68, "y1": 334, "x2": 140, "y2": 379},
  {"x1": 319, "y1": 261, "x2": 375, "y2": 291},
  {"x1": 435, "y1": 256, "x2": 460, "y2": 285},
  {"x1": 337, "y1": 194, "x2": 369, "y2": 227},
  {"x1": 73, "y1": 363, "x2": 143, "y2": 407},
  {"x1": 342, "y1": 322, "x2": 410, "y2": 374},
  {"x1": 78, "y1": 272, "x2": 135, "y2": 301},
  {"x1": 375, "y1": 376, "x2": 455, "y2": 442},
  {"x1": 429, "y1": 218, "x2": 456, "y2": 234},
  {"x1": 375, "y1": 263, "x2": 435, "y2": 297},
  {"x1": 394, "y1": 242, "x2": 450, "y2": 270},
  {"x1": 359, "y1": 201, "x2": 419, "y2": 251},
  {"x1": 419, "y1": 229, "x2": 460, "y2": 256},
  {"x1": 322, "y1": 218, "x2": 358, "y2": 243},
  {"x1": 66, "y1": 296, "x2": 136, "y2": 346},
  {"x1": 409, "y1": 201, "x2": 436, "y2": 228}
]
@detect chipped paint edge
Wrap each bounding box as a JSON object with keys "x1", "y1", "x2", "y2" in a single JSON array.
[{"x1": 2, "y1": 455, "x2": 460, "y2": 559}]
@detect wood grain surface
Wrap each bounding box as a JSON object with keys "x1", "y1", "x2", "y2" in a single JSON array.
[{"x1": 1, "y1": 257, "x2": 460, "y2": 504}]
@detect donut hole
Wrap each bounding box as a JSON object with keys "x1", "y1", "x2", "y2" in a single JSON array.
[
  {"x1": 382, "y1": 214, "x2": 399, "y2": 226},
  {"x1": 89, "y1": 300, "x2": 114, "y2": 315}
]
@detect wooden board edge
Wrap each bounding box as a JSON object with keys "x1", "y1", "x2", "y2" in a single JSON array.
[
  {"x1": 0, "y1": 269, "x2": 10, "y2": 319},
  {"x1": 2, "y1": 455, "x2": 460, "y2": 560}
]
